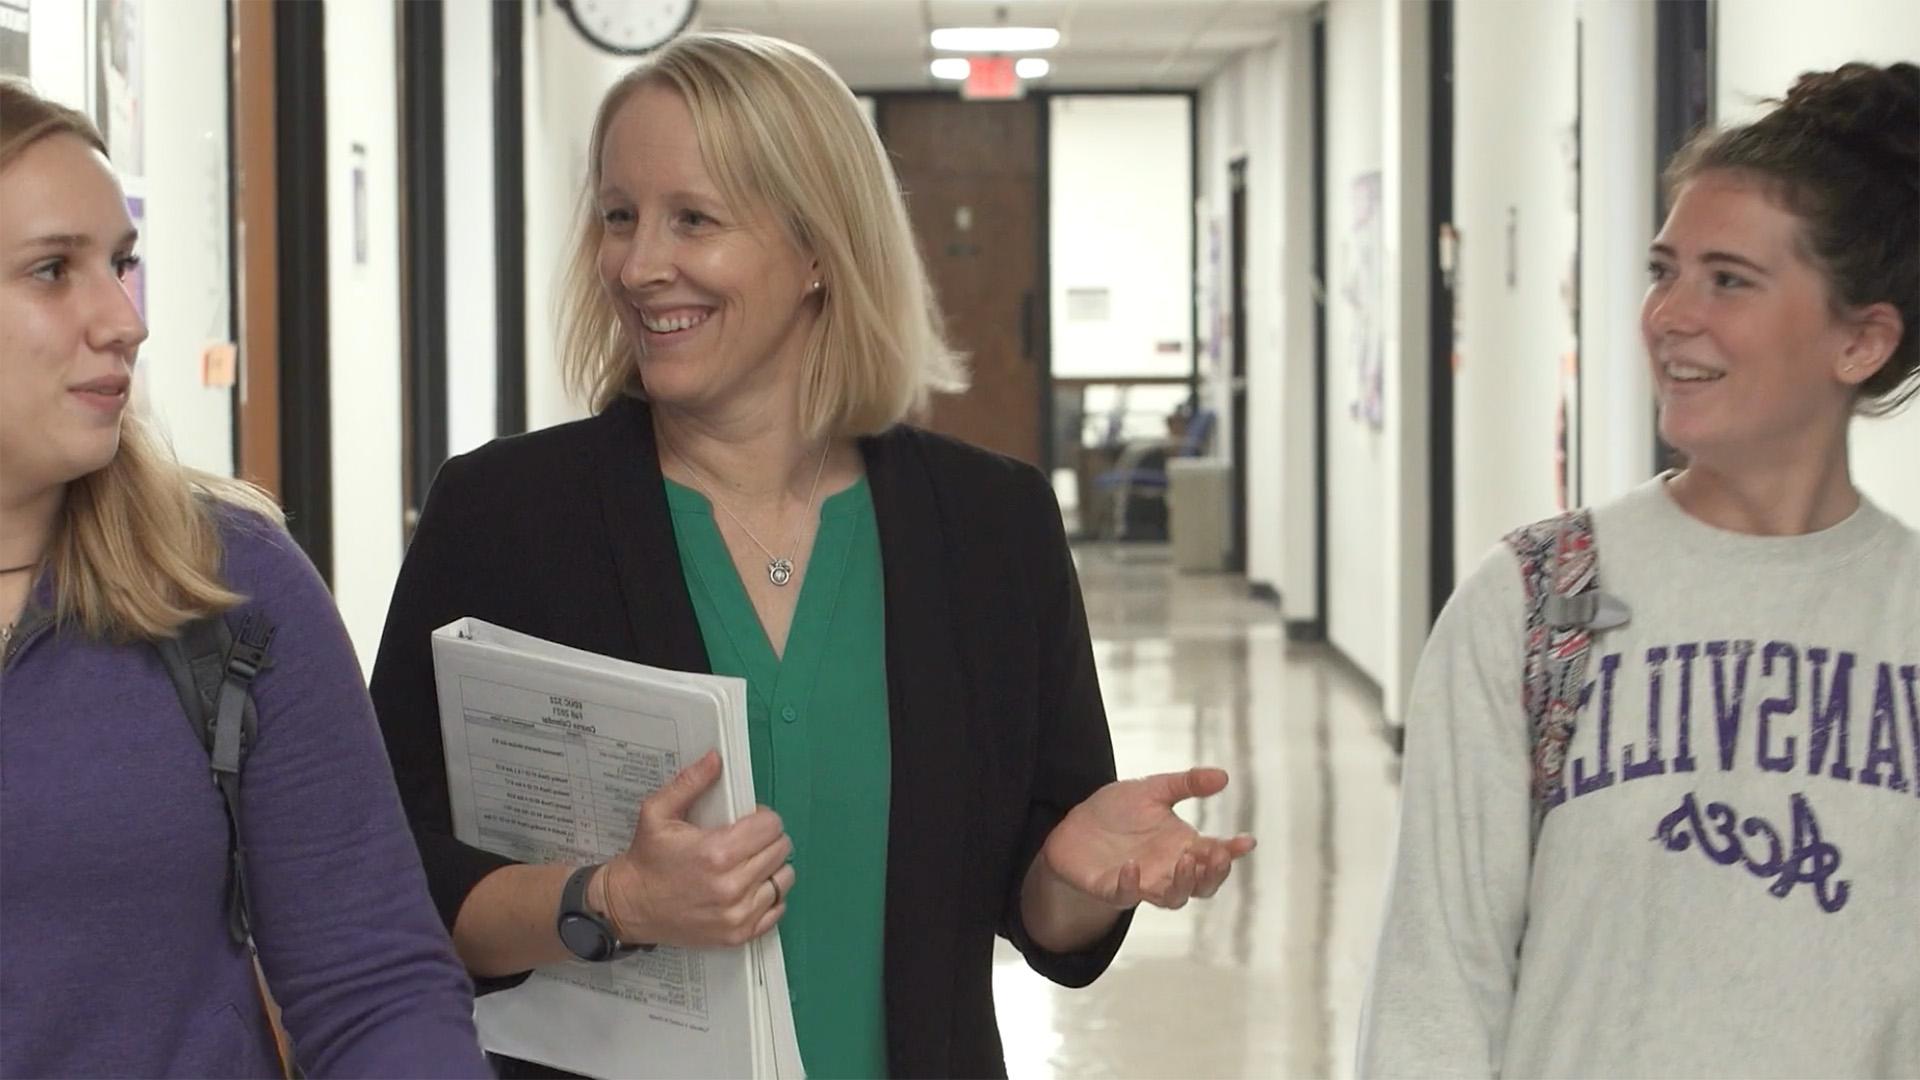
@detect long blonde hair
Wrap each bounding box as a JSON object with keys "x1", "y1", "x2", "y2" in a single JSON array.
[
  {"x1": 558, "y1": 31, "x2": 968, "y2": 438},
  {"x1": 1, "y1": 77, "x2": 283, "y2": 643}
]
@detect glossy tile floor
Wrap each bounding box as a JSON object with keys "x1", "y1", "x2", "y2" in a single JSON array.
[{"x1": 993, "y1": 544, "x2": 1403, "y2": 1080}]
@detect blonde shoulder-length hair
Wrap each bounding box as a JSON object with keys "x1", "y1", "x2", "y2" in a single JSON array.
[
  {"x1": 558, "y1": 31, "x2": 968, "y2": 438},
  {"x1": 0, "y1": 77, "x2": 282, "y2": 643}
]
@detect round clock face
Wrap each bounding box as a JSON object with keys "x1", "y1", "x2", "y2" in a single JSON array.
[{"x1": 558, "y1": 0, "x2": 698, "y2": 56}]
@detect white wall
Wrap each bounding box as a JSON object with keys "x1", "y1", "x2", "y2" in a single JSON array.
[
  {"x1": 138, "y1": 0, "x2": 232, "y2": 476},
  {"x1": 1049, "y1": 95, "x2": 1191, "y2": 380},
  {"x1": 23, "y1": 0, "x2": 82, "y2": 105},
  {"x1": 523, "y1": 0, "x2": 626, "y2": 432},
  {"x1": 1577, "y1": 0, "x2": 1657, "y2": 509},
  {"x1": 1295, "y1": 0, "x2": 1430, "y2": 723},
  {"x1": 1197, "y1": 24, "x2": 1317, "y2": 615},
  {"x1": 1451, "y1": 0, "x2": 1579, "y2": 573},
  {"x1": 1716, "y1": 0, "x2": 1920, "y2": 527},
  {"x1": 1324, "y1": 0, "x2": 1389, "y2": 690},
  {"x1": 444, "y1": 0, "x2": 498, "y2": 457},
  {"x1": 324, "y1": 0, "x2": 405, "y2": 672},
  {"x1": 1379, "y1": 0, "x2": 1430, "y2": 726}
]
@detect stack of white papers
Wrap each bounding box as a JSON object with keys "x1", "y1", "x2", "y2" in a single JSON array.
[{"x1": 431, "y1": 618, "x2": 805, "y2": 1079}]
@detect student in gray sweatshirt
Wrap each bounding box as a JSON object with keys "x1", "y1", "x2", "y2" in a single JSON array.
[
  {"x1": 0, "y1": 79, "x2": 491, "y2": 1077},
  {"x1": 1360, "y1": 62, "x2": 1920, "y2": 1078}
]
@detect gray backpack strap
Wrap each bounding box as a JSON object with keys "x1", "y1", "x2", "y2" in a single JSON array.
[
  {"x1": 155, "y1": 613, "x2": 274, "y2": 946},
  {"x1": 1504, "y1": 509, "x2": 1611, "y2": 831}
]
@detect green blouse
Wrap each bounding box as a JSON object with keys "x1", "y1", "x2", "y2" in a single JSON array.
[{"x1": 663, "y1": 476, "x2": 892, "y2": 1079}]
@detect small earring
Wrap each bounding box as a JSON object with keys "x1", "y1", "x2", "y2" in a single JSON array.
[{"x1": 810, "y1": 280, "x2": 823, "y2": 292}]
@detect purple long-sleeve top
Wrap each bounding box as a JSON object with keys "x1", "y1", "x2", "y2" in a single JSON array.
[{"x1": 0, "y1": 510, "x2": 490, "y2": 1078}]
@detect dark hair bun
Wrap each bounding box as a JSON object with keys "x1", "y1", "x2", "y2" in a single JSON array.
[{"x1": 1776, "y1": 62, "x2": 1919, "y2": 178}]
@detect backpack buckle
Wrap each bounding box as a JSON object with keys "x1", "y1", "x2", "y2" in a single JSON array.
[
  {"x1": 225, "y1": 618, "x2": 276, "y2": 683},
  {"x1": 1544, "y1": 590, "x2": 1631, "y2": 631}
]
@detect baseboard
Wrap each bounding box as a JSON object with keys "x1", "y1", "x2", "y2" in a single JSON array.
[{"x1": 1284, "y1": 618, "x2": 1327, "y2": 643}]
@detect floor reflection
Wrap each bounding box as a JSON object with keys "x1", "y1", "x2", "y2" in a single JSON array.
[{"x1": 995, "y1": 544, "x2": 1401, "y2": 1080}]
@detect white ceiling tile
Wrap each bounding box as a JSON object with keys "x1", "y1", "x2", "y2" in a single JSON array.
[{"x1": 687, "y1": 0, "x2": 1303, "y2": 89}]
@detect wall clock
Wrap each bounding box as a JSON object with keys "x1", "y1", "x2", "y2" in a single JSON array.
[{"x1": 555, "y1": 0, "x2": 697, "y2": 56}]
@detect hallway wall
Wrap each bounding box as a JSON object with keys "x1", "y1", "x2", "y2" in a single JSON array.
[
  {"x1": 324, "y1": 0, "x2": 406, "y2": 672},
  {"x1": 1210, "y1": 0, "x2": 1914, "y2": 727},
  {"x1": 1197, "y1": 21, "x2": 1317, "y2": 620},
  {"x1": 1451, "y1": 0, "x2": 1580, "y2": 571},
  {"x1": 521, "y1": 0, "x2": 627, "y2": 434},
  {"x1": 1323, "y1": 0, "x2": 1390, "y2": 690},
  {"x1": 1577, "y1": 0, "x2": 1658, "y2": 511},
  {"x1": 1320, "y1": 0, "x2": 1431, "y2": 723},
  {"x1": 444, "y1": 0, "x2": 499, "y2": 460},
  {"x1": 1204, "y1": 0, "x2": 1432, "y2": 722}
]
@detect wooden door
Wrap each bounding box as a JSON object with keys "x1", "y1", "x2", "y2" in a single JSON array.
[
  {"x1": 231, "y1": 0, "x2": 279, "y2": 498},
  {"x1": 878, "y1": 97, "x2": 1045, "y2": 467}
]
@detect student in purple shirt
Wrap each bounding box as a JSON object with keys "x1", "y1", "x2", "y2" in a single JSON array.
[{"x1": 0, "y1": 78, "x2": 491, "y2": 1079}]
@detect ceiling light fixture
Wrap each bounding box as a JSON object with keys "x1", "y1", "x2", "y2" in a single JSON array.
[
  {"x1": 930, "y1": 58, "x2": 971, "y2": 81},
  {"x1": 929, "y1": 27, "x2": 1060, "y2": 52},
  {"x1": 1015, "y1": 57, "x2": 1050, "y2": 79}
]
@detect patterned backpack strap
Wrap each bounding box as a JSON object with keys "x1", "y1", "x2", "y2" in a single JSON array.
[{"x1": 1503, "y1": 508, "x2": 1601, "y2": 829}]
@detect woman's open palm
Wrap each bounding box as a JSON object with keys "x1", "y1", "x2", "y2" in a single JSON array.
[{"x1": 1041, "y1": 767, "x2": 1256, "y2": 910}]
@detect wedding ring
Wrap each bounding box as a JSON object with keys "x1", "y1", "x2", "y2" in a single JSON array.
[{"x1": 768, "y1": 876, "x2": 784, "y2": 907}]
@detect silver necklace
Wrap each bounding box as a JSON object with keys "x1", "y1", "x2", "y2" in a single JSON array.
[
  {"x1": 1, "y1": 558, "x2": 38, "y2": 653},
  {"x1": 672, "y1": 441, "x2": 830, "y2": 587}
]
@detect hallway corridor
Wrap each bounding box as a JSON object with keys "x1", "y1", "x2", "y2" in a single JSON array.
[{"x1": 994, "y1": 545, "x2": 1403, "y2": 1080}]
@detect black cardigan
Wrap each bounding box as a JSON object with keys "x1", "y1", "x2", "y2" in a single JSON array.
[{"x1": 368, "y1": 396, "x2": 1131, "y2": 1078}]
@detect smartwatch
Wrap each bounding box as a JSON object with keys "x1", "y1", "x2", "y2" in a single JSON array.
[{"x1": 556, "y1": 863, "x2": 647, "y2": 962}]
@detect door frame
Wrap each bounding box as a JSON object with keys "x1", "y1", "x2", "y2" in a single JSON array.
[
  {"x1": 1427, "y1": 0, "x2": 1456, "y2": 625},
  {"x1": 1288, "y1": 8, "x2": 1331, "y2": 643},
  {"x1": 231, "y1": 0, "x2": 280, "y2": 500},
  {"x1": 1652, "y1": 0, "x2": 1714, "y2": 473},
  {"x1": 273, "y1": 0, "x2": 334, "y2": 582},
  {"x1": 398, "y1": 0, "x2": 449, "y2": 541},
  {"x1": 493, "y1": 0, "x2": 528, "y2": 435},
  {"x1": 1227, "y1": 156, "x2": 1250, "y2": 574}
]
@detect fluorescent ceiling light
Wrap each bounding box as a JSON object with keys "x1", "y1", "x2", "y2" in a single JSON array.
[
  {"x1": 1015, "y1": 57, "x2": 1050, "y2": 79},
  {"x1": 930, "y1": 58, "x2": 971, "y2": 81},
  {"x1": 930, "y1": 27, "x2": 1060, "y2": 52}
]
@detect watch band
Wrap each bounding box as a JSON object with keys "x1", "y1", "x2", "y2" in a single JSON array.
[{"x1": 557, "y1": 863, "x2": 647, "y2": 962}]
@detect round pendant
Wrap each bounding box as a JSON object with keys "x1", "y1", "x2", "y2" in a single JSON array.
[{"x1": 767, "y1": 558, "x2": 794, "y2": 587}]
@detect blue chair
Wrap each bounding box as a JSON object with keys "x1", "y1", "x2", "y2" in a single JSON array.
[{"x1": 1093, "y1": 407, "x2": 1216, "y2": 540}]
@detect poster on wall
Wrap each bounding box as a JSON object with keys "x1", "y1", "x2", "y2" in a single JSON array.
[
  {"x1": 0, "y1": 0, "x2": 28, "y2": 78},
  {"x1": 352, "y1": 143, "x2": 370, "y2": 267},
  {"x1": 1555, "y1": 115, "x2": 1582, "y2": 509},
  {"x1": 1206, "y1": 214, "x2": 1224, "y2": 368},
  {"x1": 91, "y1": 0, "x2": 143, "y2": 175},
  {"x1": 1344, "y1": 170, "x2": 1385, "y2": 429},
  {"x1": 1190, "y1": 196, "x2": 1221, "y2": 368}
]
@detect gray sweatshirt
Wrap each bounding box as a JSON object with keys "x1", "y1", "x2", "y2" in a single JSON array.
[{"x1": 1358, "y1": 477, "x2": 1920, "y2": 1078}]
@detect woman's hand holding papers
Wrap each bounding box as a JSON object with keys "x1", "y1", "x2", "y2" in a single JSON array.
[{"x1": 599, "y1": 750, "x2": 795, "y2": 949}]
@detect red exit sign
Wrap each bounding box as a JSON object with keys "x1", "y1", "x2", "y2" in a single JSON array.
[{"x1": 963, "y1": 56, "x2": 1021, "y2": 100}]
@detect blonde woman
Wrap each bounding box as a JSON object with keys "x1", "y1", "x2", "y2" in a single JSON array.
[
  {"x1": 370, "y1": 31, "x2": 1256, "y2": 1079},
  {"x1": 0, "y1": 79, "x2": 489, "y2": 1077}
]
